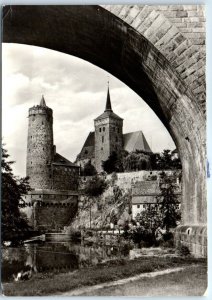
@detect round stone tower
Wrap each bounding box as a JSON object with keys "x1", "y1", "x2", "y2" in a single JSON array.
[{"x1": 26, "y1": 96, "x2": 54, "y2": 189}]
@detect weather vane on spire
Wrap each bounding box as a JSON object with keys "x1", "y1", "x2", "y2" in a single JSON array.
[{"x1": 107, "y1": 75, "x2": 110, "y2": 88}]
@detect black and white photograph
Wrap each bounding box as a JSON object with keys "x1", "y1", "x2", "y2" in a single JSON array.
[{"x1": 1, "y1": 4, "x2": 207, "y2": 296}]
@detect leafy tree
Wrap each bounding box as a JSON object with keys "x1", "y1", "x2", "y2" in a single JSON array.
[
  {"x1": 156, "y1": 171, "x2": 181, "y2": 231},
  {"x1": 81, "y1": 160, "x2": 97, "y2": 176},
  {"x1": 83, "y1": 175, "x2": 107, "y2": 228},
  {"x1": 154, "y1": 149, "x2": 182, "y2": 170},
  {"x1": 123, "y1": 151, "x2": 151, "y2": 171},
  {"x1": 83, "y1": 175, "x2": 107, "y2": 198},
  {"x1": 135, "y1": 205, "x2": 163, "y2": 245},
  {"x1": 102, "y1": 151, "x2": 124, "y2": 174},
  {"x1": 1, "y1": 146, "x2": 31, "y2": 242}
]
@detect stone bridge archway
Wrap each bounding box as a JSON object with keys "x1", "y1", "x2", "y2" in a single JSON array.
[{"x1": 2, "y1": 5, "x2": 206, "y2": 256}]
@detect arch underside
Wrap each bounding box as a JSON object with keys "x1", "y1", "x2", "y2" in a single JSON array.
[{"x1": 2, "y1": 5, "x2": 206, "y2": 255}]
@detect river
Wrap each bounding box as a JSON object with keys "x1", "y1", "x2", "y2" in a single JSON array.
[{"x1": 2, "y1": 241, "x2": 133, "y2": 283}]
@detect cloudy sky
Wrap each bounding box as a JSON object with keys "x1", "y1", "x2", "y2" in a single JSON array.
[{"x1": 2, "y1": 43, "x2": 175, "y2": 177}]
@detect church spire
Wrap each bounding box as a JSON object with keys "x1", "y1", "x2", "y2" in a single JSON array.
[
  {"x1": 105, "y1": 83, "x2": 112, "y2": 112},
  {"x1": 40, "y1": 95, "x2": 46, "y2": 107}
]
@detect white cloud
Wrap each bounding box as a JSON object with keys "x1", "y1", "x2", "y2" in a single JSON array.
[{"x1": 2, "y1": 43, "x2": 175, "y2": 177}]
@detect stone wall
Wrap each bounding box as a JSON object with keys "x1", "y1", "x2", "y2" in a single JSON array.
[
  {"x1": 52, "y1": 164, "x2": 79, "y2": 190},
  {"x1": 23, "y1": 190, "x2": 78, "y2": 231}
]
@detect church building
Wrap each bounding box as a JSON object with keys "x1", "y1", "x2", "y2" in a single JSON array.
[{"x1": 76, "y1": 87, "x2": 152, "y2": 173}]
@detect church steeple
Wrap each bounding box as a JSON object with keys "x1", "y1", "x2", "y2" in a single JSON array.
[
  {"x1": 105, "y1": 85, "x2": 112, "y2": 112},
  {"x1": 40, "y1": 95, "x2": 47, "y2": 107}
]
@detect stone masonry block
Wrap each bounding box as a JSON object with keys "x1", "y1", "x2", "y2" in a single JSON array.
[
  {"x1": 155, "y1": 20, "x2": 172, "y2": 40},
  {"x1": 155, "y1": 25, "x2": 179, "y2": 47},
  {"x1": 143, "y1": 14, "x2": 166, "y2": 38},
  {"x1": 131, "y1": 6, "x2": 150, "y2": 29},
  {"x1": 137, "y1": 10, "x2": 160, "y2": 34},
  {"x1": 176, "y1": 11, "x2": 188, "y2": 18}
]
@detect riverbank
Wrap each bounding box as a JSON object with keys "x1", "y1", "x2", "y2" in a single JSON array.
[{"x1": 2, "y1": 256, "x2": 206, "y2": 296}]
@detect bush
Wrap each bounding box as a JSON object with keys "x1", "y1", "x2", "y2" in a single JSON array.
[{"x1": 177, "y1": 244, "x2": 190, "y2": 256}]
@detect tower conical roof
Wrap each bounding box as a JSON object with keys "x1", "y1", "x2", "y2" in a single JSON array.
[
  {"x1": 40, "y1": 95, "x2": 47, "y2": 107},
  {"x1": 95, "y1": 86, "x2": 123, "y2": 121},
  {"x1": 105, "y1": 87, "x2": 112, "y2": 112}
]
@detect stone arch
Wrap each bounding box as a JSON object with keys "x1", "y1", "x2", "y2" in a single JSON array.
[{"x1": 2, "y1": 5, "x2": 206, "y2": 256}]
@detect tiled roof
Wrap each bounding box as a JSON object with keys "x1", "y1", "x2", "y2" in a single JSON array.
[
  {"x1": 123, "y1": 131, "x2": 152, "y2": 153},
  {"x1": 53, "y1": 153, "x2": 79, "y2": 167}
]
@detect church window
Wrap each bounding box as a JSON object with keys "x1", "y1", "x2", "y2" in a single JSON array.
[
  {"x1": 42, "y1": 121, "x2": 44, "y2": 125},
  {"x1": 102, "y1": 136, "x2": 104, "y2": 143},
  {"x1": 99, "y1": 128, "x2": 101, "y2": 132},
  {"x1": 116, "y1": 136, "x2": 118, "y2": 142},
  {"x1": 103, "y1": 127, "x2": 105, "y2": 132},
  {"x1": 118, "y1": 128, "x2": 120, "y2": 133},
  {"x1": 137, "y1": 205, "x2": 140, "y2": 208}
]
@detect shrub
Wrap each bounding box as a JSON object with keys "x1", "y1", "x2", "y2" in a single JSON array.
[{"x1": 177, "y1": 244, "x2": 190, "y2": 256}]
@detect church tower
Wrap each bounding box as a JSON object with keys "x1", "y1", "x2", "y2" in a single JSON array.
[
  {"x1": 94, "y1": 86, "x2": 123, "y2": 172},
  {"x1": 26, "y1": 96, "x2": 54, "y2": 189}
]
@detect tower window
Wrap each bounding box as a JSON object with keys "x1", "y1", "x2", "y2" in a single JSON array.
[
  {"x1": 102, "y1": 136, "x2": 104, "y2": 143},
  {"x1": 116, "y1": 136, "x2": 118, "y2": 142},
  {"x1": 42, "y1": 121, "x2": 44, "y2": 125},
  {"x1": 99, "y1": 128, "x2": 101, "y2": 132},
  {"x1": 118, "y1": 128, "x2": 120, "y2": 133},
  {"x1": 103, "y1": 127, "x2": 105, "y2": 132}
]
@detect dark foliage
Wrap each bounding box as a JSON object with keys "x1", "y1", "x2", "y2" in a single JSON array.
[
  {"x1": 102, "y1": 151, "x2": 124, "y2": 174},
  {"x1": 81, "y1": 160, "x2": 97, "y2": 176},
  {"x1": 156, "y1": 171, "x2": 181, "y2": 231},
  {"x1": 1, "y1": 146, "x2": 31, "y2": 242},
  {"x1": 83, "y1": 175, "x2": 107, "y2": 198},
  {"x1": 151, "y1": 149, "x2": 182, "y2": 170}
]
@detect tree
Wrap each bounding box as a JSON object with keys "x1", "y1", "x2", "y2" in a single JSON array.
[
  {"x1": 102, "y1": 151, "x2": 123, "y2": 174},
  {"x1": 83, "y1": 175, "x2": 107, "y2": 228},
  {"x1": 154, "y1": 149, "x2": 182, "y2": 170},
  {"x1": 81, "y1": 160, "x2": 97, "y2": 176},
  {"x1": 1, "y1": 146, "x2": 31, "y2": 242},
  {"x1": 135, "y1": 205, "x2": 163, "y2": 245},
  {"x1": 156, "y1": 171, "x2": 181, "y2": 231},
  {"x1": 123, "y1": 151, "x2": 151, "y2": 171}
]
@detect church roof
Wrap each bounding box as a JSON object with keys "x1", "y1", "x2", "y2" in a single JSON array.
[
  {"x1": 53, "y1": 153, "x2": 79, "y2": 167},
  {"x1": 94, "y1": 110, "x2": 123, "y2": 121},
  {"x1": 105, "y1": 86, "x2": 112, "y2": 111},
  {"x1": 77, "y1": 130, "x2": 152, "y2": 162},
  {"x1": 94, "y1": 86, "x2": 123, "y2": 121},
  {"x1": 123, "y1": 131, "x2": 152, "y2": 153}
]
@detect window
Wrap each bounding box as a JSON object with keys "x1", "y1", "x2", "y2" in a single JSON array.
[
  {"x1": 99, "y1": 128, "x2": 101, "y2": 132},
  {"x1": 102, "y1": 136, "x2": 104, "y2": 143},
  {"x1": 137, "y1": 205, "x2": 140, "y2": 208},
  {"x1": 116, "y1": 136, "x2": 118, "y2": 142},
  {"x1": 103, "y1": 127, "x2": 105, "y2": 132},
  {"x1": 118, "y1": 128, "x2": 120, "y2": 133},
  {"x1": 113, "y1": 127, "x2": 115, "y2": 132},
  {"x1": 84, "y1": 150, "x2": 88, "y2": 155}
]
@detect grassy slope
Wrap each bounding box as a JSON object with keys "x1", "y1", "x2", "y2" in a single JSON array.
[
  {"x1": 2, "y1": 256, "x2": 206, "y2": 296},
  {"x1": 79, "y1": 265, "x2": 207, "y2": 296}
]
